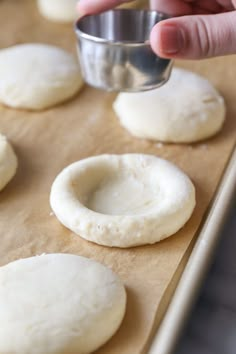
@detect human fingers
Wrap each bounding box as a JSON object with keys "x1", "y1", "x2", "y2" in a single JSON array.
[
  {"x1": 150, "y1": 0, "x2": 193, "y2": 16},
  {"x1": 150, "y1": 0, "x2": 225, "y2": 15},
  {"x1": 216, "y1": 0, "x2": 234, "y2": 10},
  {"x1": 77, "y1": 0, "x2": 133, "y2": 15},
  {"x1": 195, "y1": 0, "x2": 224, "y2": 13},
  {"x1": 150, "y1": 11, "x2": 236, "y2": 59}
]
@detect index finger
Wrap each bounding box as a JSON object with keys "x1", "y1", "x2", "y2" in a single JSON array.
[
  {"x1": 150, "y1": 0, "x2": 193, "y2": 15},
  {"x1": 77, "y1": 0, "x2": 134, "y2": 15}
]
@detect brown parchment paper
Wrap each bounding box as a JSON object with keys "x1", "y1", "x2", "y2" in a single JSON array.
[
  {"x1": 119, "y1": 0, "x2": 148, "y2": 9},
  {"x1": 0, "y1": 1, "x2": 236, "y2": 353}
]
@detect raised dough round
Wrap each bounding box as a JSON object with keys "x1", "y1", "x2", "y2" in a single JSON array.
[
  {"x1": 0, "y1": 44, "x2": 83, "y2": 110},
  {"x1": 37, "y1": 0, "x2": 78, "y2": 23},
  {"x1": 113, "y1": 68, "x2": 226, "y2": 143},
  {"x1": 0, "y1": 134, "x2": 17, "y2": 191},
  {"x1": 0, "y1": 253, "x2": 126, "y2": 354},
  {"x1": 50, "y1": 154, "x2": 196, "y2": 248}
]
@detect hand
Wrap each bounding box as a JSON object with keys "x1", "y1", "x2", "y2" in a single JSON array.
[{"x1": 77, "y1": 0, "x2": 236, "y2": 59}]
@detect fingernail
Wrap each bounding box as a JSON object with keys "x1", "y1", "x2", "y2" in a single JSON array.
[{"x1": 159, "y1": 25, "x2": 184, "y2": 54}]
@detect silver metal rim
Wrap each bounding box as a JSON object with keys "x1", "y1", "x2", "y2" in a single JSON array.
[{"x1": 75, "y1": 9, "x2": 169, "y2": 46}]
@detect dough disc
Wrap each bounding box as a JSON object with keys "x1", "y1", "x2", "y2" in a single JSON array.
[
  {"x1": 0, "y1": 44, "x2": 83, "y2": 110},
  {"x1": 0, "y1": 254, "x2": 126, "y2": 354},
  {"x1": 0, "y1": 134, "x2": 17, "y2": 191},
  {"x1": 50, "y1": 154, "x2": 196, "y2": 248},
  {"x1": 37, "y1": 0, "x2": 78, "y2": 23},
  {"x1": 113, "y1": 68, "x2": 226, "y2": 143}
]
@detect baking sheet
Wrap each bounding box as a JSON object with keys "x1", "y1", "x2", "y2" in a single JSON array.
[
  {"x1": 148, "y1": 148, "x2": 236, "y2": 354},
  {"x1": 0, "y1": 1, "x2": 236, "y2": 354}
]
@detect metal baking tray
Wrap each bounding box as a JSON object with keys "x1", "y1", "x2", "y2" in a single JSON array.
[{"x1": 148, "y1": 148, "x2": 236, "y2": 354}]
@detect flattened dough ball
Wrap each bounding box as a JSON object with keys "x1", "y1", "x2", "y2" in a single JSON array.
[
  {"x1": 0, "y1": 44, "x2": 83, "y2": 110},
  {"x1": 113, "y1": 68, "x2": 226, "y2": 143},
  {"x1": 50, "y1": 154, "x2": 196, "y2": 248},
  {"x1": 0, "y1": 254, "x2": 126, "y2": 354},
  {"x1": 37, "y1": 0, "x2": 78, "y2": 23},
  {"x1": 0, "y1": 134, "x2": 17, "y2": 191}
]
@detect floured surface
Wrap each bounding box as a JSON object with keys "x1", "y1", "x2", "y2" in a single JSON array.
[
  {"x1": 0, "y1": 1, "x2": 235, "y2": 353},
  {"x1": 88, "y1": 171, "x2": 157, "y2": 216},
  {"x1": 88, "y1": 172, "x2": 155, "y2": 215}
]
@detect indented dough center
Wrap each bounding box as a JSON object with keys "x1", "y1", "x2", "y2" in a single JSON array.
[
  {"x1": 85, "y1": 172, "x2": 160, "y2": 216},
  {"x1": 50, "y1": 154, "x2": 196, "y2": 247}
]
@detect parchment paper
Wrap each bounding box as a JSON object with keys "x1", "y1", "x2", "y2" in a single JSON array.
[
  {"x1": 0, "y1": 1, "x2": 235, "y2": 353},
  {"x1": 119, "y1": 0, "x2": 148, "y2": 9}
]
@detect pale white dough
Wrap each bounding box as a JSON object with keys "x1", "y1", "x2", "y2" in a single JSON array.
[
  {"x1": 50, "y1": 154, "x2": 196, "y2": 248},
  {"x1": 0, "y1": 134, "x2": 17, "y2": 191},
  {"x1": 113, "y1": 68, "x2": 226, "y2": 143},
  {"x1": 0, "y1": 254, "x2": 126, "y2": 354},
  {"x1": 37, "y1": 0, "x2": 78, "y2": 23},
  {"x1": 0, "y1": 44, "x2": 83, "y2": 110}
]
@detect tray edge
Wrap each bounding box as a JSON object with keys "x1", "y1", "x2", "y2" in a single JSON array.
[{"x1": 147, "y1": 146, "x2": 236, "y2": 354}]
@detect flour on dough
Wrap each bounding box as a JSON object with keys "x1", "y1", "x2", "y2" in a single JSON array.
[
  {"x1": 0, "y1": 44, "x2": 83, "y2": 110},
  {"x1": 0, "y1": 254, "x2": 126, "y2": 354},
  {"x1": 0, "y1": 134, "x2": 17, "y2": 191},
  {"x1": 37, "y1": 0, "x2": 78, "y2": 23},
  {"x1": 113, "y1": 68, "x2": 226, "y2": 143},
  {"x1": 50, "y1": 154, "x2": 196, "y2": 248}
]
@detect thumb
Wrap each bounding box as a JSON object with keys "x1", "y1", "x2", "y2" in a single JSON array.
[{"x1": 150, "y1": 11, "x2": 236, "y2": 59}]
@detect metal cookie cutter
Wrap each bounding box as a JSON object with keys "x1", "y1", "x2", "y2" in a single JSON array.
[{"x1": 75, "y1": 9, "x2": 173, "y2": 92}]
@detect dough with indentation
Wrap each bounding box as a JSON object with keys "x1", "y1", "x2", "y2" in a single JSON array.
[
  {"x1": 50, "y1": 154, "x2": 196, "y2": 248},
  {"x1": 113, "y1": 68, "x2": 225, "y2": 143},
  {"x1": 37, "y1": 0, "x2": 78, "y2": 23},
  {"x1": 0, "y1": 253, "x2": 126, "y2": 354},
  {"x1": 0, "y1": 44, "x2": 83, "y2": 110},
  {"x1": 0, "y1": 134, "x2": 17, "y2": 191}
]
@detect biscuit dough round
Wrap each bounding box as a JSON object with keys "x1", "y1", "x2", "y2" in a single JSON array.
[
  {"x1": 0, "y1": 253, "x2": 126, "y2": 354},
  {"x1": 37, "y1": 0, "x2": 78, "y2": 23},
  {"x1": 0, "y1": 44, "x2": 83, "y2": 110},
  {"x1": 0, "y1": 134, "x2": 17, "y2": 191},
  {"x1": 50, "y1": 154, "x2": 196, "y2": 248},
  {"x1": 113, "y1": 68, "x2": 226, "y2": 143}
]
